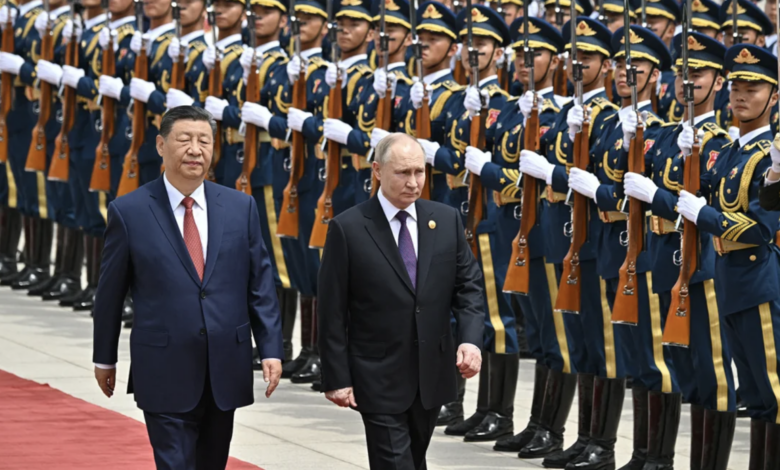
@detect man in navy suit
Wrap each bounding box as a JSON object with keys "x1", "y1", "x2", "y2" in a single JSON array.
[{"x1": 92, "y1": 106, "x2": 284, "y2": 470}]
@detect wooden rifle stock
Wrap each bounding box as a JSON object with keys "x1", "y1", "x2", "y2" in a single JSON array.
[
  {"x1": 207, "y1": 52, "x2": 222, "y2": 181},
  {"x1": 309, "y1": 75, "x2": 343, "y2": 249},
  {"x1": 90, "y1": 33, "x2": 116, "y2": 192},
  {"x1": 453, "y1": 60, "x2": 466, "y2": 86},
  {"x1": 117, "y1": 46, "x2": 148, "y2": 196},
  {"x1": 277, "y1": 68, "x2": 307, "y2": 238},
  {"x1": 662, "y1": 141, "x2": 700, "y2": 347},
  {"x1": 369, "y1": 76, "x2": 393, "y2": 197},
  {"x1": 416, "y1": 97, "x2": 432, "y2": 200},
  {"x1": 0, "y1": 14, "x2": 13, "y2": 163},
  {"x1": 465, "y1": 110, "x2": 486, "y2": 258},
  {"x1": 497, "y1": 66, "x2": 509, "y2": 93},
  {"x1": 48, "y1": 33, "x2": 79, "y2": 182},
  {"x1": 503, "y1": 107, "x2": 540, "y2": 294},
  {"x1": 650, "y1": 85, "x2": 658, "y2": 114},
  {"x1": 605, "y1": 68, "x2": 614, "y2": 103},
  {"x1": 555, "y1": 119, "x2": 590, "y2": 313},
  {"x1": 612, "y1": 124, "x2": 645, "y2": 324},
  {"x1": 26, "y1": 20, "x2": 53, "y2": 172},
  {"x1": 553, "y1": 60, "x2": 567, "y2": 97},
  {"x1": 171, "y1": 44, "x2": 185, "y2": 90},
  {"x1": 236, "y1": 57, "x2": 259, "y2": 195}
]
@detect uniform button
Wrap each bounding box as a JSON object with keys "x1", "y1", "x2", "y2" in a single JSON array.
[
  {"x1": 750, "y1": 255, "x2": 757, "y2": 261},
  {"x1": 199, "y1": 328, "x2": 206, "y2": 335},
  {"x1": 200, "y1": 291, "x2": 206, "y2": 299},
  {"x1": 415, "y1": 307, "x2": 421, "y2": 314}
]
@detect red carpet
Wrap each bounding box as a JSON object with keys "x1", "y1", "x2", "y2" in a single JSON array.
[{"x1": 0, "y1": 370, "x2": 261, "y2": 469}]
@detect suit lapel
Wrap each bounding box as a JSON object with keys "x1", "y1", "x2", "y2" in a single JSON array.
[
  {"x1": 415, "y1": 201, "x2": 436, "y2": 295},
  {"x1": 364, "y1": 197, "x2": 415, "y2": 294},
  {"x1": 201, "y1": 182, "x2": 223, "y2": 288},
  {"x1": 148, "y1": 177, "x2": 202, "y2": 286}
]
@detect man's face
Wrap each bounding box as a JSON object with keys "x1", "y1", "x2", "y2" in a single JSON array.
[
  {"x1": 544, "y1": 5, "x2": 571, "y2": 28},
  {"x1": 299, "y1": 12, "x2": 326, "y2": 44},
  {"x1": 374, "y1": 24, "x2": 410, "y2": 55},
  {"x1": 144, "y1": 0, "x2": 172, "y2": 19},
  {"x1": 460, "y1": 36, "x2": 501, "y2": 71},
  {"x1": 605, "y1": 12, "x2": 624, "y2": 33},
  {"x1": 83, "y1": 0, "x2": 102, "y2": 8},
  {"x1": 674, "y1": 67, "x2": 722, "y2": 106},
  {"x1": 374, "y1": 141, "x2": 426, "y2": 209},
  {"x1": 645, "y1": 16, "x2": 675, "y2": 45},
  {"x1": 251, "y1": 6, "x2": 287, "y2": 38},
  {"x1": 494, "y1": 4, "x2": 522, "y2": 26},
  {"x1": 694, "y1": 26, "x2": 720, "y2": 40},
  {"x1": 108, "y1": 0, "x2": 133, "y2": 14},
  {"x1": 730, "y1": 80, "x2": 778, "y2": 122},
  {"x1": 567, "y1": 50, "x2": 607, "y2": 86},
  {"x1": 213, "y1": 0, "x2": 244, "y2": 29},
  {"x1": 157, "y1": 120, "x2": 214, "y2": 182},
  {"x1": 614, "y1": 57, "x2": 658, "y2": 98},
  {"x1": 179, "y1": 0, "x2": 206, "y2": 27},
  {"x1": 419, "y1": 31, "x2": 455, "y2": 69},
  {"x1": 723, "y1": 27, "x2": 764, "y2": 47},
  {"x1": 337, "y1": 18, "x2": 373, "y2": 51},
  {"x1": 515, "y1": 48, "x2": 557, "y2": 86}
]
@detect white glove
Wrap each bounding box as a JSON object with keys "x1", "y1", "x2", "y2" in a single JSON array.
[
  {"x1": 567, "y1": 104, "x2": 584, "y2": 140},
  {"x1": 287, "y1": 107, "x2": 312, "y2": 132},
  {"x1": 240, "y1": 46, "x2": 257, "y2": 82},
  {"x1": 622, "y1": 110, "x2": 638, "y2": 151},
  {"x1": 418, "y1": 138, "x2": 439, "y2": 166},
  {"x1": 61, "y1": 65, "x2": 84, "y2": 88},
  {"x1": 166, "y1": 89, "x2": 194, "y2": 109},
  {"x1": 373, "y1": 67, "x2": 397, "y2": 99},
  {"x1": 325, "y1": 62, "x2": 346, "y2": 89},
  {"x1": 771, "y1": 133, "x2": 780, "y2": 174},
  {"x1": 410, "y1": 78, "x2": 431, "y2": 110},
  {"x1": 0, "y1": 52, "x2": 22, "y2": 75},
  {"x1": 323, "y1": 118, "x2": 353, "y2": 145},
  {"x1": 205, "y1": 96, "x2": 228, "y2": 121},
  {"x1": 568, "y1": 167, "x2": 600, "y2": 201},
  {"x1": 241, "y1": 102, "x2": 273, "y2": 129},
  {"x1": 623, "y1": 172, "x2": 658, "y2": 204},
  {"x1": 36, "y1": 60, "x2": 62, "y2": 86},
  {"x1": 34, "y1": 12, "x2": 48, "y2": 37},
  {"x1": 465, "y1": 146, "x2": 491, "y2": 176},
  {"x1": 168, "y1": 37, "x2": 187, "y2": 61},
  {"x1": 464, "y1": 86, "x2": 488, "y2": 119},
  {"x1": 130, "y1": 31, "x2": 144, "y2": 54},
  {"x1": 287, "y1": 54, "x2": 302, "y2": 83},
  {"x1": 203, "y1": 45, "x2": 216, "y2": 71},
  {"x1": 677, "y1": 122, "x2": 695, "y2": 157},
  {"x1": 0, "y1": 6, "x2": 17, "y2": 30},
  {"x1": 677, "y1": 190, "x2": 707, "y2": 224},
  {"x1": 728, "y1": 126, "x2": 740, "y2": 141},
  {"x1": 99, "y1": 75, "x2": 123, "y2": 99},
  {"x1": 99, "y1": 27, "x2": 110, "y2": 50},
  {"x1": 370, "y1": 128, "x2": 389, "y2": 149},
  {"x1": 519, "y1": 149, "x2": 555, "y2": 184},
  {"x1": 62, "y1": 18, "x2": 83, "y2": 44},
  {"x1": 519, "y1": 91, "x2": 542, "y2": 119},
  {"x1": 129, "y1": 77, "x2": 156, "y2": 103}
]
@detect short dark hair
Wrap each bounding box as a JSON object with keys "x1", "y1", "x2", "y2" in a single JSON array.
[{"x1": 159, "y1": 106, "x2": 217, "y2": 138}]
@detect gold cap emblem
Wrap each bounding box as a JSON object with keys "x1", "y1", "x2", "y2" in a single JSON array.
[
  {"x1": 691, "y1": 0, "x2": 708, "y2": 12},
  {"x1": 429, "y1": 220, "x2": 436, "y2": 229},
  {"x1": 518, "y1": 22, "x2": 541, "y2": 34},
  {"x1": 384, "y1": 0, "x2": 400, "y2": 11},
  {"x1": 687, "y1": 36, "x2": 706, "y2": 51},
  {"x1": 734, "y1": 48, "x2": 760, "y2": 64},
  {"x1": 576, "y1": 20, "x2": 596, "y2": 36},
  {"x1": 471, "y1": 7, "x2": 489, "y2": 23},
  {"x1": 341, "y1": 0, "x2": 362, "y2": 6},
  {"x1": 620, "y1": 29, "x2": 644, "y2": 44},
  {"x1": 727, "y1": 1, "x2": 746, "y2": 15},
  {"x1": 422, "y1": 4, "x2": 442, "y2": 19}
]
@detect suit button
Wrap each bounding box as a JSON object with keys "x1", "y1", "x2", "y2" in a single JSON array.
[
  {"x1": 199, "y1": 328, "x2": 206, "y2": 335},
  {"x1": 200, "y1": 291, "x2": 206, "y2": 299},
  {"x1": 415, "y1": 307, "x2": 421, "y2": 314}
]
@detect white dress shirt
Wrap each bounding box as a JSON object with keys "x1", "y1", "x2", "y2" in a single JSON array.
[
  {"x1": 378, "y1": 189, "x2": 418, "y2": 257},
  {"x1": 163, "y1": 172, "x2": 208, "y2": 262}
]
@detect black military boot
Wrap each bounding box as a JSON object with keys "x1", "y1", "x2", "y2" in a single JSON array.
[
  {"x1": 699, "y1": 409, "x2": 735, "y2": 470},
  {"x1": 446, "y1": 353, "x2": 489, "y2": 436},
  {"x1": 518, "y1": 370, "x2": 577, "y2": 458},
  {"x1": 617, "y1": 385, "x2": 649, "y2": 470},
  {"x1": 28, "y1": 223, "x2": 63, "y2": 296},
  {"x1": 13, "y1": 218, "x2": 52, "y2": 290},
  {"x1": 0, "y1": 208, "x2": 22, "y2": 278},
  {"x1": 748, "y1": 419, "x2": 766, "y2": 470},
  {"x1": 42, "y1": 227, "x2": 83, "y2": 300},
  {"x1": 283, "y1": 291, "x2": 311, "y2": 378},
  {"x1": 543, "y1": 373, "x2": 595, "y2": 467},
  {"x1": 765, "y1": 422, "x2": 780, "y2": 470},
  {"x1": 689, "y1": 405, "x2": 704, "y2": 470},
  {"x1": 464, "y1": 353, "x2": 516, "y2": 442},
  {"x1": 73, "y1": 236, "x2": 103, "y2": 311},
  {"x1": 437, "y1": 374, "x2": 466, "y2": 426},
  {"x1": 566, "y1": 377, "x2": 626, "y2": 470},
  {"x1": 642, "y1": 391, "x2": 681, "y2": 470},
  {"x1": 495, "y1": 363, "x2": 549, "y2": 451},
  {"x1": 2, "y1": 215, "x2": 32, "y2": 285},
  {"x1": 292, "y1": 296, "x2": 322, "y2": 384},
  {"x1": 60, "y1": 234, "x2": 91, "y2": 307}
]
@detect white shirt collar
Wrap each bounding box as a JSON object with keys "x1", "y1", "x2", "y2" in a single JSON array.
[
  {"x1": 339, "y1": 53, "x2": 367, "y2": 69},
  {"x1": 216, "y1": 34, "x2": 241, "y2": 51},
  {"x1": 181, "y1": 30, "x2": 204, "y2": 44},
  {"x1": 378, "y1": 189, "x2": 417, "y2": 225},
  {"x1": 256, "y1": 40, "x2": 280, "y2": 56},
  {"x1": 693, "y1": 110, "x2": 715, "y2": 126},
  {"x1": 109, "y1": 15, "x2": 135, "y2": 29},
  {"x1": 84, "y1": 13, "x2": 107, "y2": 30},
  {"x1": 19, "y1": 0, "x2": 42, "y2": 17},
  {"x1": 479, "y1": 75, "x2": 498, "y2": 88},
  {"x1": 536, "y1": 86, "x2": 553, "y2": 96},
  {"x1": 50, "y1": 5, "x2": 71, "y2": 19},
  {"x1": 583, "y1": 87, "x2": 605, "y2": 103},
  {"x1": 618, "y1": 101, "x2": 652, "y2": 123},
  {"x1": 739, "y1": 125, "x2": 771, "y2": 148},
  {"x1": 301, "y1": 47, "x2": 322, "y2": 59},
  {"x1": 163, "y1": 172, "x2": 206, "y2": 213},
  {"x1": 387, "y1": 61, "x2": 405, "y2": 71},
  {"x1": 423, "y1": 69, "x2": 450, "y2": 85}
]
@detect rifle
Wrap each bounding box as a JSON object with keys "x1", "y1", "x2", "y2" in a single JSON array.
[
  {"x1": 277, "y1": 0, "x2": 306, "y2": 238},
  {"x1": 117, "y1": 0, "x2": 146, "y2": 196},
  {"x1": 555, "y1": 7, "x2": 590, "y2": 312},
  {"x1": 730, "y1": 0, "x2": 740, "y2": 128},
  {"x1": 496, "y1": 0, "x2": 510, "y2": 92},
  {"x1": 463, "y1": 0, "x2": 485, "y2": 257},
  {"x1": 412, "y1": 0, "x2": 432, "y2": 200},
  {"x1": 663, "y1": 0, "x2": 699, "y2": 347},
  {"x1": 48, "y1": 0, "x2": 82, "y2": 182},
  {"x1": 451, "y1": 0, "x2": 466, "y2": 85},
  {"x1": 503, "y1": 13, "x2": 539, "y2": 295},
  {"x1": 598, "y1": 0, "x2": 614, "y2": 102},
  {"x1": 0, "y1": 0, "x2": 13, "y2": 163},
  {"x1": 368, "y1": 0, "x2": 392, "y2": 197},
  {"x1": 309, "y1": 0, "x2": 341, "y2": 249},
  {"x1": 206, "y1": 0, "x2": 221, "y2": 181},
  {"x1": 236, "y1": 10, "x2": 258, "y2": 195},
  {"x1": 612, "y1": 17, "x2": 645, "y2": 325},
  {"x1": 552, "y1": 0, "x2": 567, "y2": 97},
  {"x1": 26, "y1": 0, "x2": 53, "y2": 172},
  {"x1": 170, "y1": 1, "x2": 185, "y2": 90},
  {"x1": 89, "y1": 0, "x2": 113, "y2": 192}
]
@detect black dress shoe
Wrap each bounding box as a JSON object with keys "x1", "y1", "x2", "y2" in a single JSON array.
[
  {"x1": 72, "y1": 287, "x2": 97, "y2": 311},
  {"x1": 445, "y1": 411, "x2": 487, "y2": 436},
  {"x1": 616, "y1": 453, "x2": 646, "y2": 470},
  {"x1": 59, "y1": 288, "x2": 86, "y2": 307},
  {"x1": 542, "y1": 436, "x2": 588, "y2": 468},
  {"x1": 494, "y1": 423, "x2": 540, "y2": 452},
  {"x1": 282, "y1": 348, "x2": 311, "y2": 379},
  {"x1": 518, "y1": 428, "x2": 564, "y2": 459},
  {"x1": 42, "y1": 277, "x2": 80, "y2": 300},
  {"x1": 566, "y1": 443, "x2": 615, "y2": 470},
  {"x1": 11, "y1": 268, "x2": 49, "y2": 290},
  {"x1": 1, "y1": 266, "x2": 29, "y2": 286},
  {"x1": 311, "y1": 380, "x2": 321, "y2": 392},
  {"x1": 463, "y1": 411, "x2": 513, "y2": 442},
  {"x1": 437, "y1": 402, "x2": 464, "y2": 427},
  {"x1": 290, "y1": 354, "x2": 321, "y2": 384},
  {"x1": 28, "y1": 275, "x2": 57, "y2": 296}
]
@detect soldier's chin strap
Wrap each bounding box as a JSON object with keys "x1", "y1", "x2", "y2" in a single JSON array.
[
  {"x1": 581, "y1": 58, "x2": 607, "y2": 89},
  {"x1": 425, "y1": 41, "x2": 453, "y2": 73},
  {"x1": 637, "y1": 63, "x2": 656, "y2": 96},
  {"x1": 694, "y1": 69, "x2": 718, "y2": 106},
  {"x1": 535, "y1": 53, "x2": 554, "y2": 88},
  {"x1": 340, "y1": 26, "x2": 373, "y2": 55},
  {"x1": 389, "y1": 31, "x2": 409, "y2": 58},
  {"x1": 741, "y1": 85, "x2": 777, "y2": 123}
]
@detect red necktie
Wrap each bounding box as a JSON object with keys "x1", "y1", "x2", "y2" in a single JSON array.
[{"x1": 182, "y1": 196, "x2": 204, "y2": 281}]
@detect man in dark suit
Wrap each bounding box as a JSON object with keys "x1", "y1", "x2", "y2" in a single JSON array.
[
  {"x1": 92, "y1": 106, "x2": 283, "y2": 470},
  {"x1": 318, "y1": 133, "x2": 485, "y2": 469}
]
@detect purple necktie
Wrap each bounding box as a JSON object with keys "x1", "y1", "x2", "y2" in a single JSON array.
[{"x1": 395, "y1": 211, "x2": 417, "y2": 288}]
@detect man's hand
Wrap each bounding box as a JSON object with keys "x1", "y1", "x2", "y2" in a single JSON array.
[
  {"x1": 325, "y1": 386, "x2": 357, "y2": 408},
  {"x1": 262, "y1": 359, "x2": 282, "y2": 398},
  {"x1": 456, "y1": 344, "x2": 481, "y2": 379},
  {"x1": 94, "y1": 366, "x2": 116, "y2": 398}
]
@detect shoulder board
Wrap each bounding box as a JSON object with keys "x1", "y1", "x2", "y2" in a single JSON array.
[
  {"x1": 263, "y1": 50, "x2": 287, "y2": 62},
  {"x1": 507, "y1": 96, "x2": 519, "y2": 102},
  {"x1": 701, "y1": 122, "x2": 726, "y2": 136},
  {"x1": 152, "y1": 35, "x2": 173, "y2": 67},
  {"x1": 391, "y1": 70, "x2": 413, "y2": 85},
  {"x1": 486, "y1": 83, "x2": 509, "y2": 98},
  {"x1": 115, "y1": 23, "x2": 135, "y2": 43},
  {"x1": 433, "y1": 80, "x2": 465, "y2": 93},
  {"x1": 189, "y1": 40, "x2": 207, "y2": 53},
  {"x1": 307, "y1": 56, "x2": 328, "y2": 69},
  {"x1": 590, "y1": 96, "x2": 618, "y2": 111},
  {"x1": 644, "y1": 113, "x2": 665, "y2": 127},
  {"x1": 542, "y1": 98, "x2": 559, "y2": 114},
  {"x1": 348, "y1": 63, "x2": 372, "y2": 76},
  {"x1": 661, "y1": 121, "x2": 677, "y2": 128}
]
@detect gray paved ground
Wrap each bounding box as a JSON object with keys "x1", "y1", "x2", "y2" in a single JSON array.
[{"x1": 0, "y1": 288, "x2": 750, "y2": 469}]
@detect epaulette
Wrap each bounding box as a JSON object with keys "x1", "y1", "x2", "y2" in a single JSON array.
[
  {"x1": 259, "y1": 50, "x2": 287, "y2": 89},
  {"x1": 486, "y1": 83, "x2": 509, "y2": 98},
  {"x1": 661, "y1": 121, "x2": 677, "y2": 127},
  {"x1": 348, "y1": 63, "x2": 372, "y2": 77},
  {"x1": 644, "y1": 113, "x2": 665, "y2": 127},
  {"x1": 440, "y1": 80, "x2": 465, "y2": 92},
  {"x1": 152, "y1": 32, "x2": 174, "y2": 67},
  {"x1": 115, "y1": 23, "x2": 135, "y2": 44},
  {"x1": 701, "y1": 122, "x2": 727, "y2": 137},
  {"x1": 735, "y1": 140, "x2": 772, "y2": 210},
  {"x1": 507, "y1": 96, "x2": 519, "y2": 102},
  {"x1": 220, "y1": 44, "x2": 243, "y2": 78},
  {"x1": 590, "y1": 96, "x2": 618, "y2": 111},
  {"x1": 391, "y1": 70, "x2": 413, "y2": 85},
  {"x1": 542, "y1": 98, "x2": 559, "y2": 114},
  {"x1": 186, "y1": 41, "x2": 208, "y2": 72}
]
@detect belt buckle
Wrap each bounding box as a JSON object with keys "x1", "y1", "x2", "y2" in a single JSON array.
[
  {"x1": 650, "y1": 216, "x2": 662, "y2": 235},
  {"x1": 546, "y1": 185, "x2": 555, "y2": 202},
  {"x1": 713, "y1": 237, "x2": 725, "y2": 255},
  {"x1": 599, "y1": 211, "x2": 610, "y2": 223}
]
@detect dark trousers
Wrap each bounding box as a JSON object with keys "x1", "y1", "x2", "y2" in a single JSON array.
[
  {"x1": 360, "y1": 394, "x2": 439, "y2": 470},
  {"x1": 143, "y1": 373, "x2": 235, "y2": 470}
]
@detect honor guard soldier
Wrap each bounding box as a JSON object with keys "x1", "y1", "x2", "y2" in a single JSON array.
[
  {"x1": 623, "y1": 31, "x2": 737, "y2": 468},
  {"x1": 598, "y1": 0, "x2": 636, "y2": 34},
  {"x1": 0, "y1": 0, "x2": 49, "y2": 289},
  {"x1": 639, "y1": 0, "x2": 680, "y2": 123},
  {"x1": 29, "y1": 0, "x2": 83, "y2": 302},
  {"x1": 678, "y1": 43, "x2": 780, "y2": 470},
  {"x1": 689, "y1": 0, "x2": 721, "y2": 40},
  {"x1": 165, "y1": 0, "x2": 209, "y2": 108},
  {"x1": 542, "y1": 0, "x2": 591, "y2": 31},
  {"x1": 516, "y1": 17, "x2": 622, "y2": 467},
  {"x1": 566, "y1": 25, "x2": 680, "y2": 470}
]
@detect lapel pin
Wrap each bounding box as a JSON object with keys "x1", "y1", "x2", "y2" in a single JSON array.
[{"x1": 429, "y1": 220, "x2": 436, "y2": 229}]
